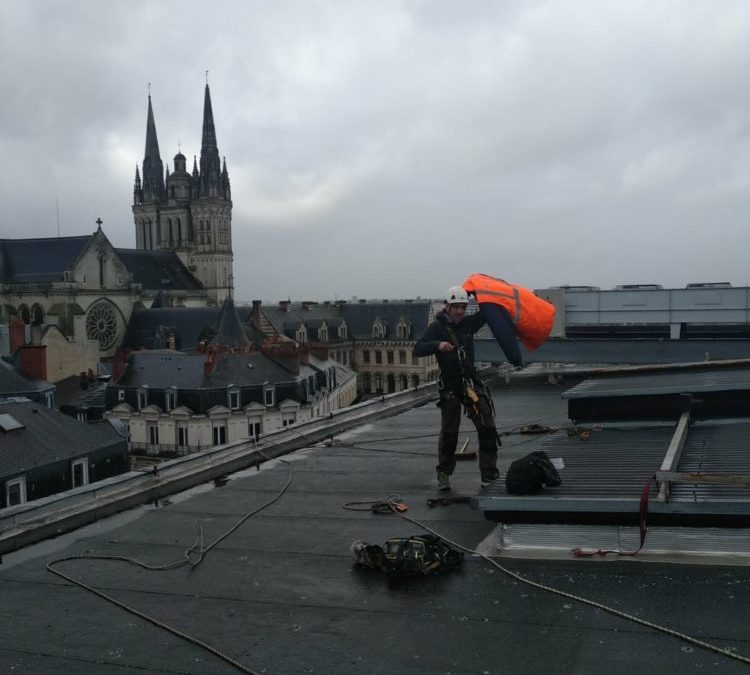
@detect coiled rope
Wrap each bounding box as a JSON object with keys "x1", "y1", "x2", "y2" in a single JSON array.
[{"x1": 46, "y1": 450, "x2": 292, "y2": 675}]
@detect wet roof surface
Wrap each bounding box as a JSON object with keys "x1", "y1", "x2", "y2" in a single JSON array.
[
  {"x1": 1, "y1": 383, "x2": 749, "y2": 673},
  {"x1": 563, "y1": 366, "x2": 750, "y2": 398}
]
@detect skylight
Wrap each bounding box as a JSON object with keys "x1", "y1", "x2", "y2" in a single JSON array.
[{"x1": 0, "y1": 413, "x2": 25, "y2": 432}]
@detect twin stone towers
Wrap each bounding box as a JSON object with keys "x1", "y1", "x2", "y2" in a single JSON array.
[{"x1": 132, "y1": 85, "x2": 233, "y2": 303}]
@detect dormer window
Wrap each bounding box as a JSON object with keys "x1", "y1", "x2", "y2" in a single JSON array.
[
  {"x1": 137, "y1": 387, "x2": 149, "y2": 410},
  {"x1": 165, "y1": 387, "x2": 178, "y2": 411},
  {"x1": 396, "y1": 319, "x2": 411, "y2": 339},
  {"x1": 118, "y1": 389, "x2": 126, "y2": 402},
  {"x1": 372, "y1": 318, "x2": 386, "y2": 339},
  {"x1": 296, "y1": 323, "x2": 307, "y2": 344},
  {"x1": 263, "y1": 383, "x2": 276, "y2": 407},
  {"x1": 6, "y1": 477, "x2": 27, "y2": 507},
  {"x1": 319, "y1": 321, "x2": 329, "y2": 342},
  {"x1": 227, "y1": 385, "x2": 241, "y2": 410},
  {"x1": 338, "y1": 321, "x2": 348, "y2": 339}
]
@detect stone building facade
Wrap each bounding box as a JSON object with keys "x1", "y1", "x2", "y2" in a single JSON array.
[
  {"x1": 249, "y1": 300, "x2": 439, "y2": 396},
  {"x1": 0, "y1": 85, "x2": 235, "y2": 382},
  {"x1": 132, "y1": 85, "x2": 233, "y2": 304},
  {"x1": 0, "y1": 227, "x2": 207, "y2": 382},
  {"x1": 106, "y1": 298, "x2": 357, "y2": 456}
]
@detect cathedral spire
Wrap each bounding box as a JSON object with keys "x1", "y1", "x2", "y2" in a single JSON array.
[
  {"x1": 199, "y1": 84, "x2": 223, "y2": 197},
  {"x1": 222, "y1": 156, "x2": 231, "y2": 199},
  {"x1": 201, "y1": 84, "x2": 217, "y2": 154},
  {"x1": 145, "y1": 95, "x2": 161, "y2": 161},
  {"x1": 133, "y1": 164, "x2": 142, "y2": 204},
  {"x1": 141, "y1": 94, "x2": 165, "y2": 201}
]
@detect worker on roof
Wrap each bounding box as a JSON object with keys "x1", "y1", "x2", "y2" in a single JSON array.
[{"x1": 414, "y1": 285, "x2": 521, "y2": 491}]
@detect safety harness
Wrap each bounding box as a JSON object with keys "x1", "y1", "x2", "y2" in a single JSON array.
[{"x1": 444, "y1": 323, "x2": 494, "y2": 423}]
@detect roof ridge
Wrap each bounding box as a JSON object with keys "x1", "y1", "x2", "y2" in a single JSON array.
[{"x1": 1, "y1": 235, "x2": 90, "y2": 244}]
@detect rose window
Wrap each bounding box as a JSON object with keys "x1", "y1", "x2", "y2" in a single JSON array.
[{"x1": 86, "y1": 301, "x2": 118, "y2": 349}]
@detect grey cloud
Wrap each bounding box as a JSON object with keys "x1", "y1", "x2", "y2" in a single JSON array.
[{"x1": 3, "y1": 0, "x2": 750, "y2": 300}]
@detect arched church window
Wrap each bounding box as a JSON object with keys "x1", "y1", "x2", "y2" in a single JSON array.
[
  {"x1": 98, "y1": 255, "x2": 106, "y2": 288},
  {"x1": 31, "y1": 304, "x2": 45, "y2": 326},
  {"x1": 18, "y1": 304, "x2": 30, "y2": 325}
]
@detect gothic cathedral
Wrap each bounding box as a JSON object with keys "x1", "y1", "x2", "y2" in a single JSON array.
[{"x1": 132, "y1": 85, "x2": 233, "y2": 304}]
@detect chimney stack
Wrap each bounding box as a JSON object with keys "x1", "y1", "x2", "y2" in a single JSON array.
[{"x1": 9, "y1": 317, "x2": 25, "y2": 353}]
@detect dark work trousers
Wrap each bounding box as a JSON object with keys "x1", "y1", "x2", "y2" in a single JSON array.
[{"x1": 436, "y1": 387, "x2": 498, "y2": 479}]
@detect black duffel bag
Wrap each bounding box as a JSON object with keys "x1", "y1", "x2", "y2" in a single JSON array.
[{"x1": 505, "y1": 450, "x2": 561, "y2": 495}]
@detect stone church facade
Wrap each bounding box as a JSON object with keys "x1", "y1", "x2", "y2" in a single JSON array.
[
  {"x1": 132, "y1": 85, "x2": 234, "y2": 304},
  {"x1": 0, "y1": 85, "x2": 232, "y2": 382}
]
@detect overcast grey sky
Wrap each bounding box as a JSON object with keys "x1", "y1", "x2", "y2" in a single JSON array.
[{"x1": 2, "y1": 1, "x2": 750, "y2": 302}]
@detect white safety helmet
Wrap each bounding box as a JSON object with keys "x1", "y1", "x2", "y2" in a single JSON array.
[{"x1": 445, "y1": 286, "x2": 469, "y2": 305}]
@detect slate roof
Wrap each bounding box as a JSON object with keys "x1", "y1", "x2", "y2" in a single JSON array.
[
  {"x1": 0, "y1": 236, "x2": 90, "y2": 284},
  {"x1": 122, "y1": 307, "x2": 221, "y2": 351},
  {"x1": 0, "y1": 400, "x2": 125, "y2": 479},
  {"x1": 115, "y1": 352, "x2": 206, "y2": 389},
  {"x1": 210, "y1": 296, "x2": 251, "y2": 348},
  {"x1": 261, "y1": 304, "x2": 344, "y2": 338},
  {"x1": 114, "y1": 351, "x2": 306, "y2": 390},
  {"x1": 114, "y1": 249, "x2": 204, "y2": 291},
  {"x1": 206, "y1": 352, "x2": 303, "y2": 386},
  {"x1": 341, "y1": 301, "x2": 431, "y2": 339},
  {"x1": 122, "y1": 305, "x2": 254, "y2": 352},
  {"x1": 0, "y1": 358, "x2": 55, "y2": 397},
  {"x1": 260, "y1": 301, "x2": 431, "y2": 341},
  {"x1": 55, "y1": 376, "x2": 109, "y2": 412}
]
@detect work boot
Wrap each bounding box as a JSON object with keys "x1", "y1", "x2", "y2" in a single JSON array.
[
  {"x1": 480, "y1": 470, "x2": 500, "y2": 488},
  {"x1": 437, "y1": 472, "x2": 451, "y2": 491}
]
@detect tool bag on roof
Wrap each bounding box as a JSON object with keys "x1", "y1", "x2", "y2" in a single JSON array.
[
  {"x1": 505, "y1": 451, "x2": 562, "y2": 495},
  {"x1": 350, "y1": 534, "x2": 464, "y2": 576}
]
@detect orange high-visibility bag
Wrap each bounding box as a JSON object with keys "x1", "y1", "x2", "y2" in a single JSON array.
[{"x1": 462, "y1": 273, "x2": 555, "y2": 350}]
